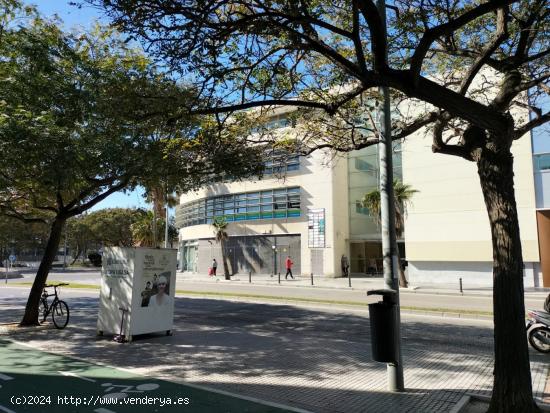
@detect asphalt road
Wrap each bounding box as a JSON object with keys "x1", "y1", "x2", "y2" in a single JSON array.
[{"x1": 4, "y1": 269, "x2": 547, "y2": 315}]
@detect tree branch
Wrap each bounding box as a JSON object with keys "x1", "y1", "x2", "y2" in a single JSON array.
[
  {"x1": 459, "y1": 7, "x2": 509, "y2": 95},
  {"x1": 68, "y1": 180, "x2": 130, "y2": 217},
  {"x1": 514, "y1": 111, "x2": 550, "y2": 139},
  {"x1": 410, "y1": 0, "x2": 518, "y2": 81},
  {"x1": 356, "y1": 0, "x2": 387, "y2": 72}
]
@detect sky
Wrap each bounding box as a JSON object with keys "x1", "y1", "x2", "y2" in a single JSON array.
[{"x1": 28, "y1": 1, "x2": 150, "y2": 211}]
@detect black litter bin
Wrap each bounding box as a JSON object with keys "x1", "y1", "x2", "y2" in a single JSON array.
[{"x1": 367, "y1": 289, "x2": 398, "y2": 363}]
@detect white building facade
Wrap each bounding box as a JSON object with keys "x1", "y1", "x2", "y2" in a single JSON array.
[{"x1": 176, "y1": 116, "x2": 549, "y2": 288}]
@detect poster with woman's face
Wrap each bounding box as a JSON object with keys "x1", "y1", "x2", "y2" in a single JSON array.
[
  {"x1": 140, "y1": 251, "x2": 174, "y2": 309},
  {"x1": 141, "y1": 271, "x2": 172, "y2": 307}
]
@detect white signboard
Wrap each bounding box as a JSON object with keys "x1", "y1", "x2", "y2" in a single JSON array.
[
  {"x1": 97, "y1": 247, "x2": 177, "y2": 341},
  {"x1": 308, "y1": 208, "x2": 326, "y2": 248}
]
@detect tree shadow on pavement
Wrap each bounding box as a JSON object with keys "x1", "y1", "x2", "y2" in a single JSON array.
[{"x1": 0, "y1": 295, "x2": 548, "y2": 413}]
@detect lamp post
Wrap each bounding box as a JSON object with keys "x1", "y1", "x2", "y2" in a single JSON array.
[
  {"x1": 376, "y1": 0, "x2": 404, "y2": 392},
  {"x1": 271, "y1": 245, "x2": 277, "y2": 277}
]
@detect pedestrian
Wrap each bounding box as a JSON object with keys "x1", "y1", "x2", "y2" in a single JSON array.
[
  {"x1": 212, "y1": 258, "x2": 218, "y2": 276},
  {"x1": 285, "y1": 256, "x2": 294, "y2": 280},
  {"x1": 341, "y1": 254, "x2": 350, "y2": 278},
  {"x1": 544, "y1": 292, "x2": 550, "y2": 313}
]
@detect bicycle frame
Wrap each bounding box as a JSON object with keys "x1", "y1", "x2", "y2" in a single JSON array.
[{"x1": 40, "y1": 284, "x2": 66, "y2": 322}]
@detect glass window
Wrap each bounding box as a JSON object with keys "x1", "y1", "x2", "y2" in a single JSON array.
[
  {"x1": 177, "y1": 187, "x2": 302, "y2": 228},
  {"x1": 535, "y1": 154, "x2": 550, "y2": 171}
]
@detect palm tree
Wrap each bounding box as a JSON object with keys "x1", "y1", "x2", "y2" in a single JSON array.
[
  {"x1": 212, "y1": 216, "x2": 231, "y2": 280},
  {"x1": 361, "y1": 179, "x2": 418, "y2": 288},
  {"x1": 144, "y1": 185, "x2": 179, "y2": 247}
]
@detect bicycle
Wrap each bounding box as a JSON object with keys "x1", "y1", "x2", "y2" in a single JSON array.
[{"x1": 39, "y1": 283, "x2": 70, "y2": 329}]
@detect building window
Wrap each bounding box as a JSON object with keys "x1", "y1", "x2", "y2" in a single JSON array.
[
  {"x1": 176, "y1": 187, "x2": 301, "y2": 228},
  {"x1": 534, "y1": 153, "x2": 550, "y2": 171},
  {"x1": 263, "y1": 148, "x2": 300, "y2": 175}
]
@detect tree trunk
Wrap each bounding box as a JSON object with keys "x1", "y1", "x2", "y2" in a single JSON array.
[
  {"x1": 221, "y1": 240, "x2": 231, "y2": 280},
  {"x1": 70, "y1": 245, "x2": 80, "y2": 266},
  {"x1": 477, "y1": 147, "x2": 539, "y2": 412},
  {"x1": 20, "y1": 216, "x2": 66, "y2": 326}
]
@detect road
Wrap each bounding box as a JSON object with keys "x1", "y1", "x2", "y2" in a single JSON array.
[
  {"x1": 0, "y1": 286, "x2": 548, "y2": 413},
  {"x1": 5, "y1": 269, "x2": 548, "y2": 316}
]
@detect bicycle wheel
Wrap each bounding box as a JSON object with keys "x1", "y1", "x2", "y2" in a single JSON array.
[{"x1": 52, "y1": 300, "x2": 69, "y2": 329}]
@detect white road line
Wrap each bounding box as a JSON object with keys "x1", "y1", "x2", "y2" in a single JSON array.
[
  {"x1": 0, "y1": 373, "x2": 13, "y2": 381},
  {"x1": 0, "y1": 404, "x2": 16, "y2": 413},
  {"x1": 58, "y1": 371, "x2": 96, "y2": 382}
]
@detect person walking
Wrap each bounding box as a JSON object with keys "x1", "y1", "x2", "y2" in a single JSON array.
[
  {"x1": 285, "y1": 256, "x2": 294, "y2": 280},
  {"x1": 341, "y1": 254, "x2": 350, "y2": 278},
  {"x1": 212, "y1": 258, "x2": 218, "y2": 276}
]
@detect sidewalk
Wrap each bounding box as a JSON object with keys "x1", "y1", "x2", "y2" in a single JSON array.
[
  {"x1": 177, "y1": 271, "x2": 550, "y2": 298},
  {"x1": 0, "y1": 289, "x2": 548, "y2": 413}
]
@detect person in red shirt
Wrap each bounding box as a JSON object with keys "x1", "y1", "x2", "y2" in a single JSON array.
[{"x1": 285, "y1": 256, "x2": 294, "y2": 280}]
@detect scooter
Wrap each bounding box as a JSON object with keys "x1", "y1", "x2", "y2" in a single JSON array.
[{"x1": 526, "y1": 309, "x2": 550, "y2": 353}]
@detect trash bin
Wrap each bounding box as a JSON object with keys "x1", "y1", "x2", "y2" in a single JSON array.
[{"x1": 367, "y1": 289, "x2": 398, "y2": 363}]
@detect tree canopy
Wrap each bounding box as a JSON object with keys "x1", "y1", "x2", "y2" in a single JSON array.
[
  {"x1": 0, "y1": 6, "x2": 264, "y2": 326},
  {"x1": 88, "y1": 1, "x2": 549, "y2": 411}
]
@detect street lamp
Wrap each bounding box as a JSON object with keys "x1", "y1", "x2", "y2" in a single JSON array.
[
  {"x1": 271, "y1": 245, "x2": 277, "y2": 277},
  {"x1": 375, "y1": 0, "x2": 404, "y2": 392}
]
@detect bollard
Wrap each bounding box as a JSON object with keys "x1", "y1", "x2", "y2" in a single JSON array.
[
  {"x1": 348, "y1": 274, "x2": 352, "y2": 288},
  {"x1": 249, "y1": 271, "x2": 252, "y2": 283},
  {"x1": 278, "y1": 272, "x2": 281, "y2": 284},
  {"x1": 310, "y1": 272, "x2": 314, "y2": 286},
  {"x1": 459, "y1": 278, "x2": 463, "y2": 294}
]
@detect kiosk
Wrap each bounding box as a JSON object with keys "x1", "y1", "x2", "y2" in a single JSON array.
[{"x1": 97, "y1": 247, "x2": 177, "y2": 342}]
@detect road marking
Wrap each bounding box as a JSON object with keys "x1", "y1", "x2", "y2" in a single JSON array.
[
  {"x1": 0, "y1": 404, "x2": 16, "y2": 413},
  {"x1": 58, "y1": 371, "x2": 96, "y2": 382},
  {"x1": 0, "y1": 373, "x2": 13, "y2": 381}
]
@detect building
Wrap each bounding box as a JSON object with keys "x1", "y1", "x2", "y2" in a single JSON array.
[{"x1": 176, "y1": 110, "x2": 550, "y2": 288}]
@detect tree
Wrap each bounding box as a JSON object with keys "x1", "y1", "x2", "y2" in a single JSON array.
[
  {"x1": 361, "y1": 180, "x2": 418, "y2": 287},
  {"x1": 130, "y1": 208, "x2": 177, "y2": 247},
  {"x1": 0, "y1": 214, "x2": 49, "y2": 264},
  {"x1": 85, "y1": 208, "x2": 146, "y2": 247},
  {"x1": 90, "y1": 0, "x2": 549, "y2": 410},
  {"x1": 212, "y1": 217, "x2": 231, "y2": 280},
  {"x1": 0, "y1": 12, "x2": 264, "y2": 326},
  {"x1": 66, "y1": 208, "x2": 149, "y2": 264},
  {"x1": 142, "y1": 186, "x2": 178, "y2": 247},
  {"x1": 66, "y1": 216, "x2": 94, "y2": 265}
]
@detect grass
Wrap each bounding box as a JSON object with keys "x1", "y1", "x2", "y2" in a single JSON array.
[
  {"x1": 175, "y1": 289, "x2": 493, "y2": 317},
  {"x1": 11, "y1": 281, "x2": 100, "y2": 290},
  {"x1": 8, "y1": 282, "x2": 493, "y2": 317}
]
